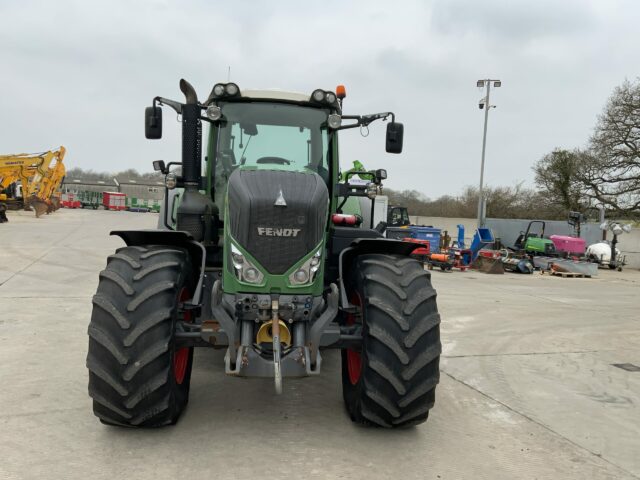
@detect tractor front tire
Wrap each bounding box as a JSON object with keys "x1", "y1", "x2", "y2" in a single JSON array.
[
  {"x1": 342, "y1": 254, "x2": 441, "y2": 428},
  {"x1": 87, "y1": 245, "x2": 195, "y2": 427}
]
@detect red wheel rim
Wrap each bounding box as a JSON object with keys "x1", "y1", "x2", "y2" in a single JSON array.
[
  {"x1": 346, "y1": 293, "x2": 363, "y2": 385},
  {"x1": 173, "y1": 287, "x2": 191, "y2": 385}
]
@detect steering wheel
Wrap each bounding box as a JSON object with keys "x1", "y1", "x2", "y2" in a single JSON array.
[{"x1": 255, "y1": 156, "x2": 291, "y2": 165}]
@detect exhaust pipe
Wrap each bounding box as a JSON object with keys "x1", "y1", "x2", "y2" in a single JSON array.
[
  {"x1": 175, "y1": 79, "x2": 216, "y2": 243},
  {"x1": 179, "y1": 79, "x2": 201, "y2": 188}
]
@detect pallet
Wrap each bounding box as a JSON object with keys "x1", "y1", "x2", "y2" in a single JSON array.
[{"x1": 549, "y1": 271, "x2": 591, "y2": 278}]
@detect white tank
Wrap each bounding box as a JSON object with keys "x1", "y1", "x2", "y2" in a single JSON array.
[{"x1": 586, "y1": 242, "x2": 620, "y2": 263}]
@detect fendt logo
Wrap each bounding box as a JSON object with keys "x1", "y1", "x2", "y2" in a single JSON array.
[{"x1": 257, "y1": 227, "x2": 302, "y2": 237}]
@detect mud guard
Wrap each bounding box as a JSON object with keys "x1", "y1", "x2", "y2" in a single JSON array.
[
  {"x1": 110, "y1": 230, "x2": 206, "y2": 305},
  {"x1": 338, "y1": 238, "x2": 421, "y2": 309}
]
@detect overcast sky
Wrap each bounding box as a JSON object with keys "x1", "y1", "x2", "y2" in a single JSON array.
[{"x1": 1, "y1": 0, "x2": 639, "y2": 197}]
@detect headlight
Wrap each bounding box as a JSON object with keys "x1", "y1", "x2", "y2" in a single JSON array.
[
  {"x1": 206, "y1": 105, "x2": 222, "y2": 121},
  {"x1": 230, "y1": 243, "x2": 264, "y2": 284},
  {"x1": 244, "y1": 267, "x2": 260, "y2": 283},
  {"x1": 225, "y1": 83, "x2": 239, "y2": 96},
  {"x1": 165, "y1": 173, "x2": 177, "y2": 190},
  {"x1": 289, "y1": 248, "x2": 322, "y2": 286},
  {"x1": 231, "y1": 249, "x2": 244, "y2": 267},
  {"x1": 325, "y1": 92, "x2": 337, "y2": 104},
  {"x1": 312, "y1": 89, "x2": 325, "y2": 102},
  {"x1": 213, "y1": 84, "x2": 225, "y2": 96},
  {"x1": 328, "y1": 114, "x2": 342, "y2": 129},
  {"x1": 293, "y1": 269, "x2": 309, "y2": 284}
]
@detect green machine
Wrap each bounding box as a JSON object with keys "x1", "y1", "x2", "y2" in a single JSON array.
[
  {"x1": 514, "y1": 220, "x2": 556, "y2": 255},
  {"x1": 86, "y1": 80, "x2": 441, "y2": 429}
]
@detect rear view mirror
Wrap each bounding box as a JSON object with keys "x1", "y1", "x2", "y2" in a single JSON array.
[
  {"x1": 241, "y1": 122, "x2": 258, "y2": 136},
  {"x1": 385, "y1": 122, "x2": 404, "y2": 154},
  {"x1": 145, "y1": 106, "x2": 163, "y2": 139}
]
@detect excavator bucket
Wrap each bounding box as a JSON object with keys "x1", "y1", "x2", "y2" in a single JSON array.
[
  {"x1": 30, "y1": 197, "x2": 49, "y2": 218},
  {"x1": 472, "y1": 255, "x2": 505, "y2": 274}
]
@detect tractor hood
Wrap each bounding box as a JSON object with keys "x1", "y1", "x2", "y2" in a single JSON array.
[{"x1": 226, "y1": 169, "x2": 329, "y2": 274}]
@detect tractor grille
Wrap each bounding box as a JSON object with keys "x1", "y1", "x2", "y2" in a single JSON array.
[{"x1": 227, "y1": 169, "x2": 329, "y2": 274}]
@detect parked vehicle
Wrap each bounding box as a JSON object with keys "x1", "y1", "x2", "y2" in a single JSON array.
[
  {"x1": 513, "y1": 221, "x2": 556, "y2": 255},
  {"x1": 86, "y1": 80, "x2": 442, "y2": 429}
]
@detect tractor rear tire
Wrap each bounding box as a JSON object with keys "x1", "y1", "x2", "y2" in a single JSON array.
[
  {"x1": 341, "y1": 254, "x2": 441, "y2": 428},
  {"x1": 87, "y1": 245, "x2": 195, "y2": 427}
]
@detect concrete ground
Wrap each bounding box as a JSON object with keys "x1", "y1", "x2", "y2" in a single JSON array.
[{"x1": 1, "y1": 208, "x2": 638, "y2": 480}]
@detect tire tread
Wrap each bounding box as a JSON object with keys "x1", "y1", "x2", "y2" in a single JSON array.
[
  {"x1": 342, "y1": 253, "x2": 441, "y2": 428},
  {"x1": 87, "y1": 245, "x2": 194, "y2": 427}
]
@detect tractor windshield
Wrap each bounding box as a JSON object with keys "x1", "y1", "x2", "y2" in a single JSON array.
[{"x1": 216, "y1": 102, "x2": 331, "y2": 181}]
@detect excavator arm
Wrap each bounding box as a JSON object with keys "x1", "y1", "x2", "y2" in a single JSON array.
[
  {"x1": 0, "y1": 146, "x2": 67, "y2": 218},
  {"x1": 32, "y1": 147, "x2": 67, "y2": 209},
  {"x1": 43, "y1": 157, "x2": 67, "y2": 209}
]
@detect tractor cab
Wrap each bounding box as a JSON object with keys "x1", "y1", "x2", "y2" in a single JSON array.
[{"x1": 387, "y1": 205, "x2": 410, "y2": 227}]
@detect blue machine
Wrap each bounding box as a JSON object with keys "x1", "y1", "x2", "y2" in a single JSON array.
[
  {"x1": 470, "y1": 228, "x2": 495, "y2": 261},
  {"x1": 410, "y1": 226, "x2": 441, "y2": 253},
  {"x1": 456, "y1": 224, "x2": 465, "y2": 249}
]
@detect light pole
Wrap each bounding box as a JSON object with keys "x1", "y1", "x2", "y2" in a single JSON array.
[{"x1": 476, "y1": 78, "x2": 501, "y2": 227}]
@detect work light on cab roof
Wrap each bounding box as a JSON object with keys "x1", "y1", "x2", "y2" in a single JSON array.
[{"x1": 206, "y1": 81, "x2": 343, "y2": 108}]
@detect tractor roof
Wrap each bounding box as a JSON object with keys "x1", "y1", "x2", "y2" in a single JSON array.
[
  {"x1": 240, "y1": 89, "x2": 311, "y2": 102},
  {"x1": 207, "y1": 84, "x2": 341, "y2": 113}
]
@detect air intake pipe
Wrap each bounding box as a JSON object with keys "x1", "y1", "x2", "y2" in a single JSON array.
[{"x1": 176, "y1": 79, "x2": 217, "y2": 243}]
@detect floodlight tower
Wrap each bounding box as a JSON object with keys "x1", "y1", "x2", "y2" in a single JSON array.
[{"x1": 476, "y1": 78, "x2": 501, "y2": 227}]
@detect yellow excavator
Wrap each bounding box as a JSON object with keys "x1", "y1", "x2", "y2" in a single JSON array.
[
  {"x1": 34, "y1": 149, "x2": 67, "y2": 212},
  {"x1": 0, "y1": 146, "x2": 67, "y2": 220}
]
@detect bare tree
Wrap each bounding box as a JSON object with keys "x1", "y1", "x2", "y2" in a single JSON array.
[
  {"x1": 580, "y1": 79, "x2": 640, "y2": 216},
  {"x1": 384, "y1": 184, "x2": 560, "y2": 220}
]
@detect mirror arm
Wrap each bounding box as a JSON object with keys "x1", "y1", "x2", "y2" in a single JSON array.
[
  {"x1": 154, "y1": 161, "x2": 183, "y2": 175},
  {"x1": 154, "y1": 96, "x2": 213, "y2": 123},
  {"x1": 199, "y1": 114, "x2": 218, "y2": 125},
  {"x1": 335, "y1": 123, "x2": 361, "y2": 131},
  {"x1": 336, "y1": 112, "x2": 395, "y2": 130},
  {"x1": 155, "y1": 96, "x2": 184, "y2": 115},
  {"x1": 360, "y1": 112, "x2": 394, "y2": 126},
  {"x1": 165, "y1": 161, "x2": 182, "y2": 171}
]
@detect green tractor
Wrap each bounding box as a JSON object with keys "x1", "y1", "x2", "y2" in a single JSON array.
[
  {"x1": 86, "y1": 79, "x2": 441, "y2": 428},
  {"x1": 514, "y1": 220, "x2": 556, "y2": 255}
]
